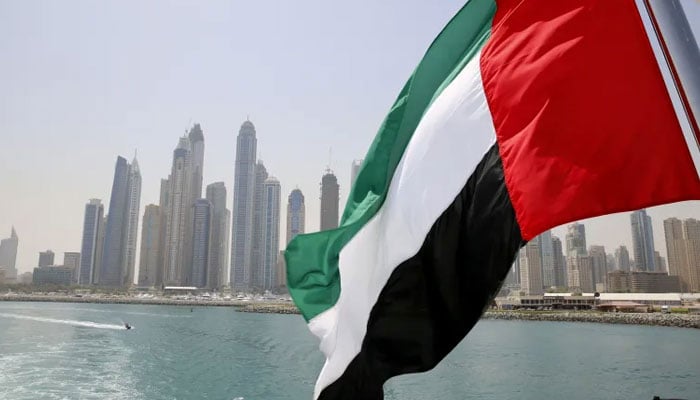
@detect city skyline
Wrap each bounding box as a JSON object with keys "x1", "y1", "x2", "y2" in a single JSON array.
[{"x1": 2, "y1": 1, "x2": 700, "y2": 276}]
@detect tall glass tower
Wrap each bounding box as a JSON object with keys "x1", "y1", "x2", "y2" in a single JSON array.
[{"x1": 231, "y1": 120, "x2": 257, "y2": 291}]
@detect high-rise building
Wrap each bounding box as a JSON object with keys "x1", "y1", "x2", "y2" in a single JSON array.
[
  {"x1": 351, "y1": 159, "x2": 363, "y2": 189},
  {"x1": 163, "y1": 137, "x2": 192, "y2": 286},
  {"x1": 614, "y1": 245, "x2": 631, "y2": 271},
  {"x1": 565, "y1": 223, "x2": 588, "y2": 291},
  {"x1": 567, "y1": 255, "x2": 594, "y2": 292},
  {"x1": 654, "y1": 251, "x2": 666, "y2": 272},
  {"x1": 630, "y1": 209, "x2": 656, "y2": 271},
  {"x1": 191, "y1": 199, "x2": 212, "y2": 288},
  {"x1": 99, "y1": 156, "x2": 141, "y2": 286},
  {"x1": 519, "y1": 236, "x2": 543, "y2": 295},
  {"x1": 504, "y1": 257, "x2": 520, "y2": 286},
  {"x1": 231, "y1": 120, "x2": 258, "y2": 291},
  {"x1": 93, "y1": 215, "x2": 106, "y2": 284},
  {"x1": 138, "y1": 205, "x2": 160, "y2": 287},
  {"x1": 261, "y1": 177, "x2": 281, "y2": 291},
  {"x1": 63, "y1": 252, "x2": 81, "y2": 283},
  {"x1": 124, "y1": 155, "x2": 142, "y2": 286},
  {"x1": 683, "y1": 218, "x2": 700, "y2": 292},
  {"x1": 0, "y1": 227, "x2": 19, "y2": 283},
  {"x1": 276, "y1": 250, "x2": 287, "y2": 288},
  {"x1": 666, "y1": 217, "x2": 700, "y2": 292},
  {"x1": 79, "y1": 199, "x2": 104, "y2": 285},
  {"x1": 539, "y1": 230, "x2": 555, "y2": 289},
  {"x1": 565, "y1": 223, "x2": 587, "y2": 257},
  {"x1": 286, "y1": 189, "x2": 306, "y2": 245},
  {"x1": 39, "y1": 250, "x2": 55, "y2": 267},
  {"x1": 320, "y1": 170, "x2": 339, "y2": 231},
  {"x1": 206, "y1": 182, "x2": 230, "y2": 290},
  {"x1": 189, "y1": 124, "x2": 205, "y2": 200},
  {"x1": 250, "y1": 161, "x2": 269, "y2": 290},
  {"x1": 182, "y1": 124, "x2": 205, "y2": 286},
  {"x1": 551, "y1": 236, "x2": 567, "y2": 288},
  {"x1": 589, "y1": 245, "x2": 607, "y2": 291},
  {"x1": 156, "y1": 178, "x2": 170, "y2": 287}
]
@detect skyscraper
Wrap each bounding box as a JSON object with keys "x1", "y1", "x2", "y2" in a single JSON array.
[
  {"x1": 189, "y1": 124, "x2": 205, "y2": 200},
  {"x1": 551, "y1": 235, "x2": 567, "y2": 288},
  {"x1": 99, "y1": 156, "x2": 130, "y2": 286},
  {"x1": 231, "y1": 120, "x2": 257, "y2": 291},
  {"x1": 250, "y1": 161, "x2": 269, "y2": 290},
  {"x1": 261, "y1": 177, "x2": 281, "y2": 291},
  {"x1": 0, "y1": 227, "x2": 19, "y2": 283},
  {"x1": 138, "y1": 205, "x2": 160, "y2": 287},
  {"x1": 519, "y1": 235, "x2": 543, "y2": 295},
  {"x1": 320, "y1": 170, "x2": 339, "y2": 231},
  {"x1": 286, "y1": 188, "x2": 306, "y2": 245},
  {"x1": 565, "y1": 223, "x2": 587, "y2": 257},
  {"x1": 665, "y1": 217, "x2": 700, "y2": 292},
  {"x1": 156, "y1": 178, "x2": 170, "y2": 287},
  {"x1": 183, "y1": 124, "x2": 205, "y2": 285},
  {"x1": 191, "y1": 199, "x2": 212, "y2": 288},
  {"x1": 163, "y1": 137, "x2": 193, "y2": 285},
  {"x1": 630, "y1": 209, "x2": 656, "y2": 271},
  {"x1": 614, "y1": 245, "x2": 631, "y2": 271},
  {"x1": 63, "y1": 252, "x2": 81, "y2": 283},
  {"x1": 39, "y1": 250, "x2": 55, "y2": 267},
  {"x1": 124, "y1": 155, "x2": 142, "y2": 286},
  {"x1": 206, "y1": 182, "x2": 230, "y2": 290},
  {"x1": 351, "y1": 159, "x2": 363, "y2": 189},
  {"x1": 539, "y1": 230, "x2": 555, "y2": 289},
  {"x1": 93, "y1": 215, "x2": 106, "y2": 284},
  {"x1": 589, "y1": 245, "x2": 607, "y2": 290},
  {"x1": 79, "y1": 199, "x2": 104, "y2": 285},
  {"x1": 99, "y1": 155, "x2": 141, "y2": 286},
  {"x1": 684, "y1": 219, "x2": 700, "y2": 292}
]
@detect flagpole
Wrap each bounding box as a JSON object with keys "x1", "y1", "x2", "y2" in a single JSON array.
[{"x1": 638, "y1": 0, "x2": 700, "y2": 175}]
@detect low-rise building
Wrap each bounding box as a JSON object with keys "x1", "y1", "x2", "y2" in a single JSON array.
[
  {"x1": 33, "y1": 266, "x2": 74, "y2": 286},
  {"x1": 607, "y1": 271, "x2": 680, "y2": 293}
]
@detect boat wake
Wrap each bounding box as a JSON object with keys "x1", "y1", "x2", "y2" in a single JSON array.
[{"x1": 0, "y1": 313, "x2": 125, "y2": 330}]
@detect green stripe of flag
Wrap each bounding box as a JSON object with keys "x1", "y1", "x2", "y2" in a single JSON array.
[{"x1": 285, "y1": 0, "x2": 497, "y2": 322}]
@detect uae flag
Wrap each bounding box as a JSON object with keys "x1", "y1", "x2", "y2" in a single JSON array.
[{"x1": 285, "y1": 0, "x2": 700, "y2": 399}]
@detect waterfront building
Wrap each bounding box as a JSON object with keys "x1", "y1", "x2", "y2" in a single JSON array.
[
  {"x1": 351, "y1": 159, "x2": 363, "y2": 188},
  {"x1": 138, "y1": 205, "x2": 160, "y2": 287},
  {"x1": 589, "y1": 245, "x2": 607, "y2": 290},
  {"x1": 250, "y1": 161, "x2": 269, "y2": 290},
  {"x1": 79, "y1": 199, "x2": 104, "y2": 285},
  {"x1": 552, "y1": 236, "x2": 567, "y2": 288},
  {"x1": 286, "y1": 188, "x2": 305, "y2": 245},
  {"x1": 630, "y1": 209, "x2": 656, "y2": 271},
  {"x1": 320, "y1": 169, "x2": 339, "y2": 231},
  {"x1": 0, "y1": 227, "x2": 19, "y2": 283},
  {"x1": 63, "y1": 252, "x2": 80, "y2": 283},
  {"x1": 261, "y1": 177, "x2": 281, "y2": 291},
  {"x1": 163, "y1": 137, "x2": 193, "y2": 286},
  {"x1": 191, "y1": 199, "x2": 212, "y2": 288},
  {"x1": 39, "y1": 250, "x2": 55, "y2": 267},
  {"x1": 519, "y1": 236, "x2": 544, "y2": 295},
  {"x1": 607, "y1": 270, "x2": 680, "y2": 293},
  {"x1": 206, "y1": 182, "x2": 230, "y2": 290},
  {"x1": 33, "y1": 266, "x2": 73, "y2": 286},
  {"x1": 539, "y1": 230, "x2": 555, "y2": 289},
  {"x1": 614, "y1": 245, "x2": 631, "y2": 271}
]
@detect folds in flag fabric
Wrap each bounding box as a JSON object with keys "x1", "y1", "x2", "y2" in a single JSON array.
[{"x1": 285, "y1": 0, "x2": 700, "y2": 398}]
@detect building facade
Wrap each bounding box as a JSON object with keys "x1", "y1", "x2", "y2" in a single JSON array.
[
  {"x1": 78, "y1": 199, "x2": 104, "y2": 285},
  {"x1": 137, "y1": 205, "x2": 160, "y2": 287},
  {"x1": 39, "y1": 250, "x2": 55, "y2": 267},
  {"x1": 250, "y1": 161, "x2": 269, "y2": 290},
  {"x1": 261, "y1": 177, "x2": 281, "y2": 291},
  {"x1": 191, "y1": 199, "x2": 212, "y2": 288},
  {"x1": 231, "y1": 120, "x2": 258, "y2": 290},
  {"x1": 539, "y1": 230, "x2": 555, "y2": 288},
  {"x1": 614, "y1": 245, "x2": 631, "y2": 271},
  {"x1": 33, "y1": 266, "x2": 73, "y2": 286},
  {"x1": 0, "y1": 227, "x2": 19, "y2": 283},
  {"x1": 630, "y1": 209, "x2": 656, "y2": 271},
  {"x1": 519, "y1": 236, "x2": 544, "y2": 295},
  {"x1": 286, "y1": 189, "x2": 305, "y2": 245},
  {"x1": 124, "y1": 156, "x2": 142, "y2": 286},
  {"x1": 552, "y1": 236, "x2": 567, "y2": 288},
  {"x1": 320, "y1": 170, "x2": 339, "y2": 231},
  {"x1": 350, "y1": 159, "x2": 363, "y2": 189},
  {"x1": 63, "y1": 252, "x2": 81, "y2": 284},
  {"x1": 206, "y1": 182, "x2": 230, "y2": 290},
  {"x1": 163, "y1": 137, "x2": 193, "y2": 286},
  {"x1": 99, "y1": 156, "x2": 141, "y2": 286}
]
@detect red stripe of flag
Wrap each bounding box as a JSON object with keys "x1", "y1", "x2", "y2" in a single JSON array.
[{"x1": 481, "y1": 0, "x2": 700, "y2": 241}]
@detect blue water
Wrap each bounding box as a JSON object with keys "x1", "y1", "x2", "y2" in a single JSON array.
[{"x1": 0, "y1": 302, "x2": 698, "y2": 400}]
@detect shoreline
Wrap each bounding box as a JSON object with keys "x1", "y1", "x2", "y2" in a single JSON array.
[{"x1": 2, "y1": 295, "x2": 699, "y2": 328}]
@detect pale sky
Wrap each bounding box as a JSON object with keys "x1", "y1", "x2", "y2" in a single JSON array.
[{"x1": 1, "y1": 1, "x2": 699, "y2": 275}]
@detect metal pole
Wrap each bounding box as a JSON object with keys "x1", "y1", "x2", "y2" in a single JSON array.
[{"x1": 645, "y1": 0, "x2": 700, "y2": 151}]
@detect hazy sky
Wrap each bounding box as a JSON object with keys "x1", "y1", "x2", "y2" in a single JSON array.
[{"x1": 1, "y1": 1, "x2": 699, "y2": 275}]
